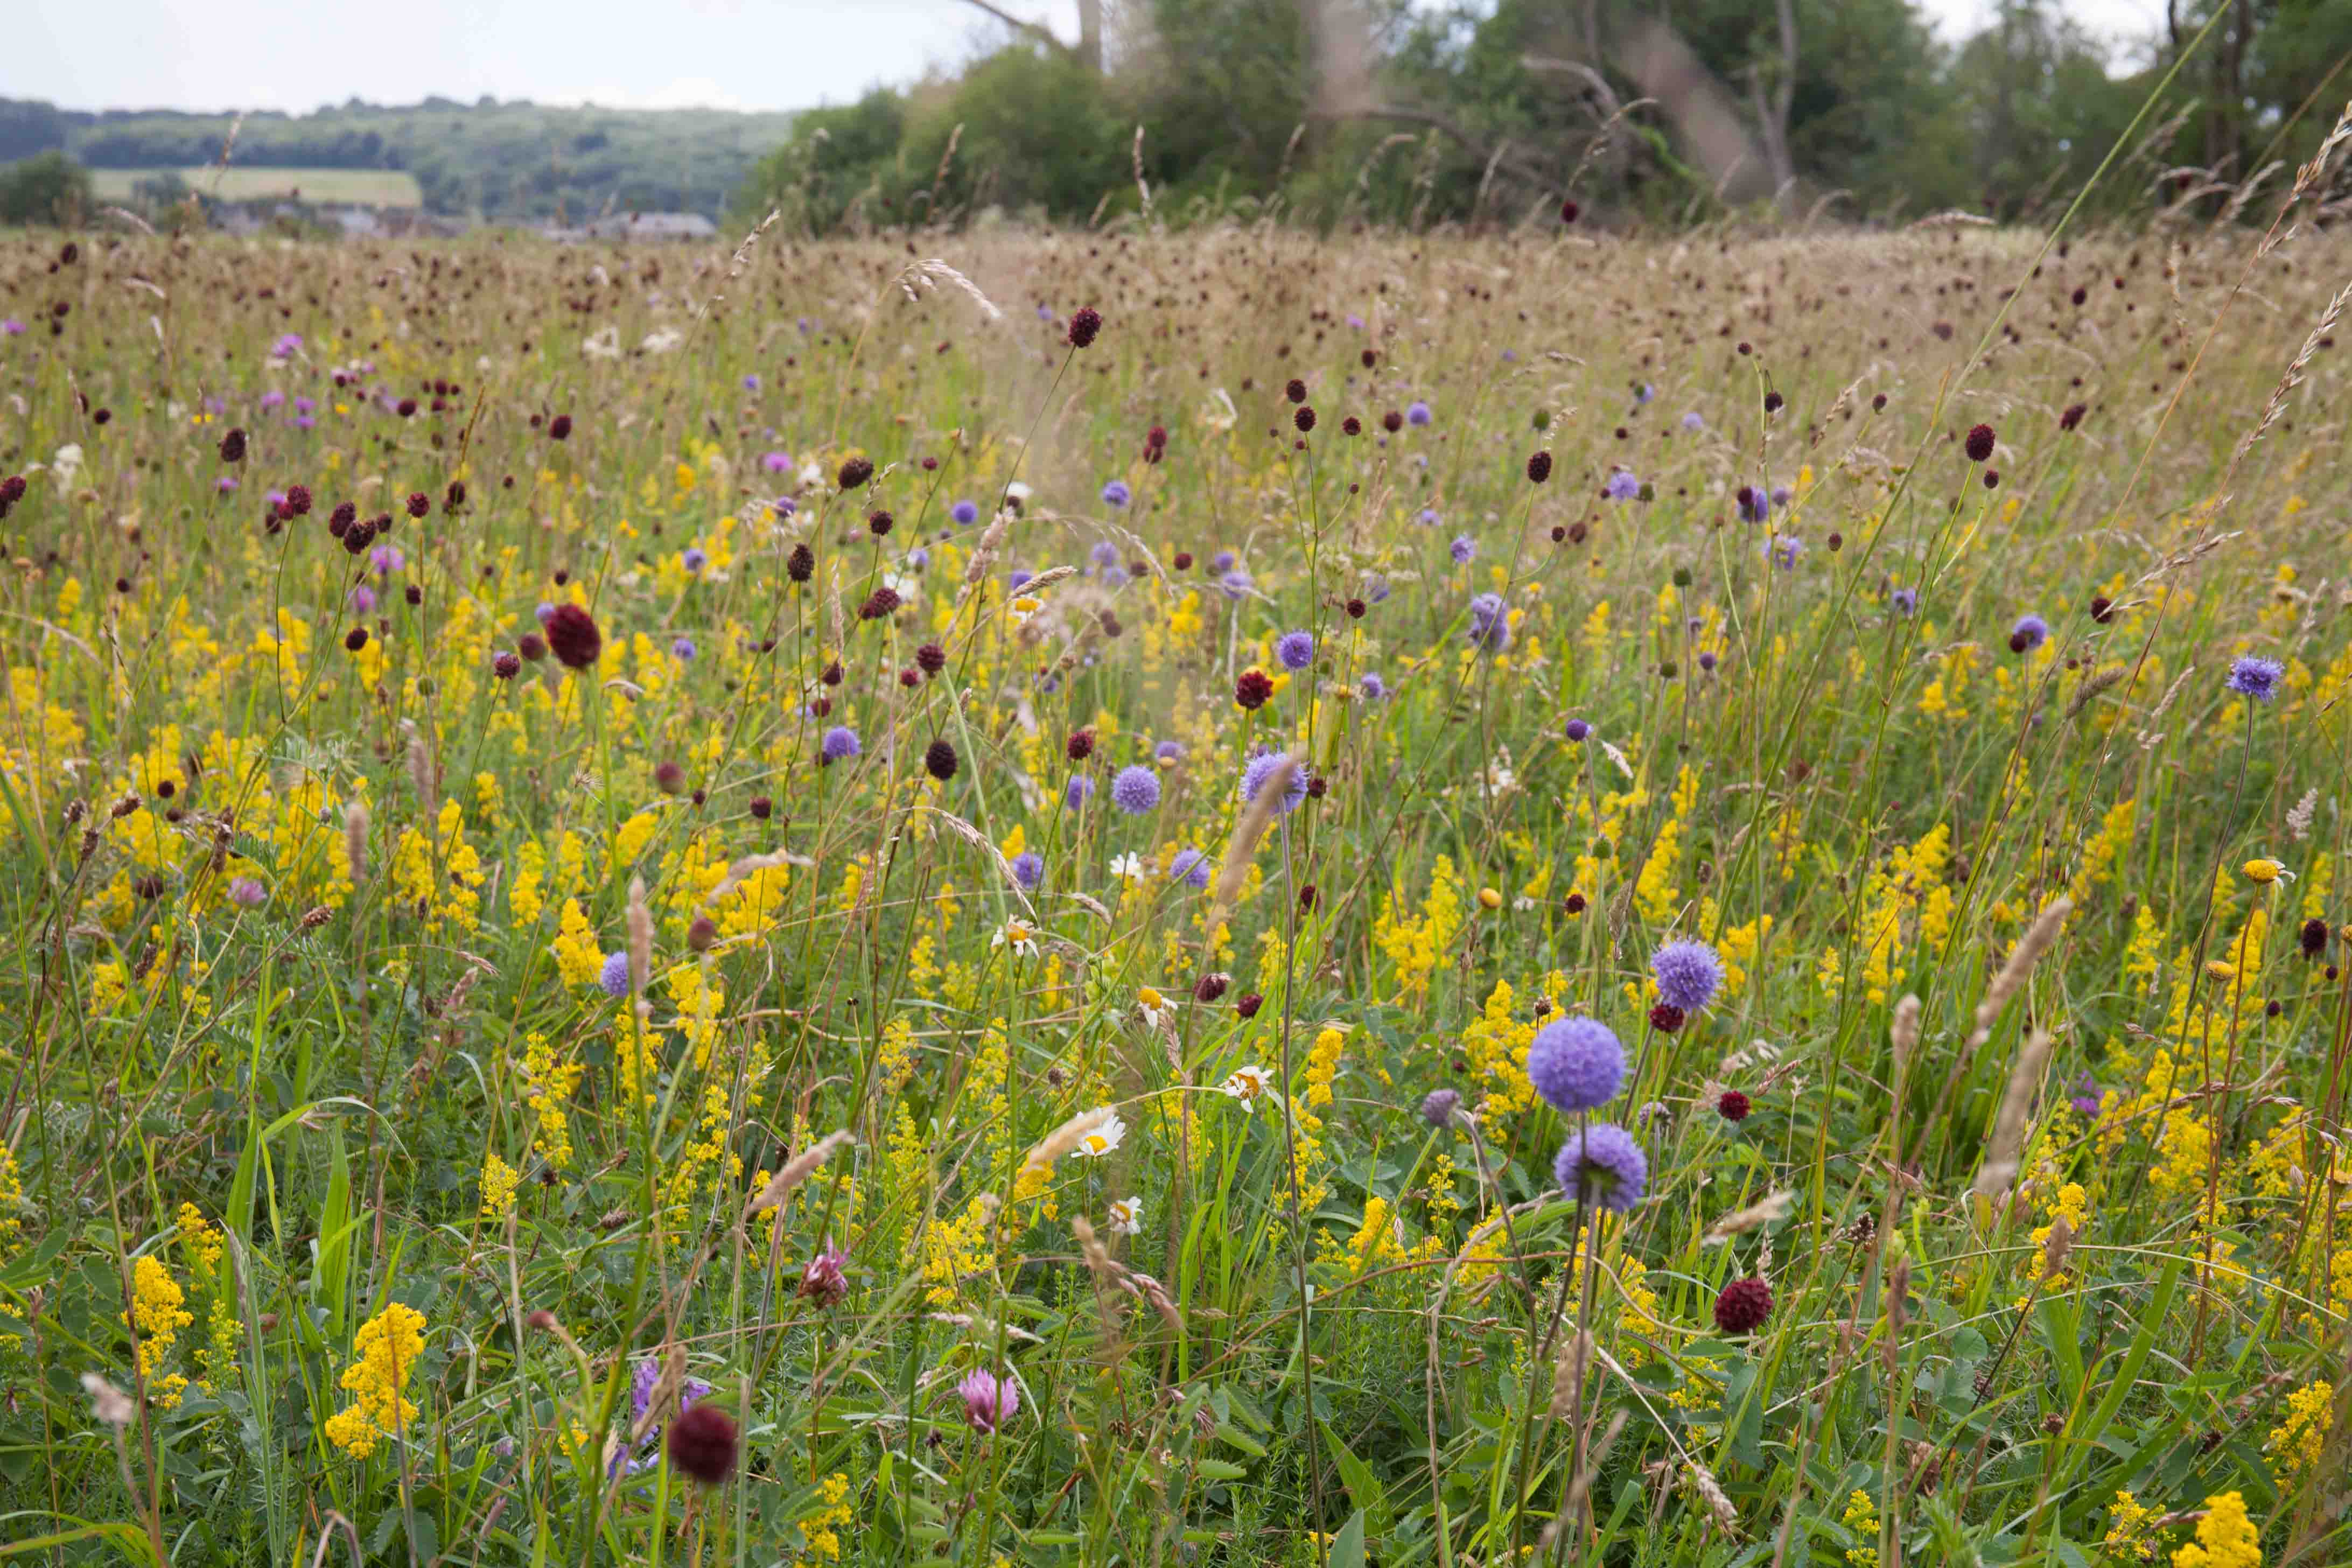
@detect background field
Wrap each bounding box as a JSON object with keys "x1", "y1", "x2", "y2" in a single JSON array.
[
  {"x1": 86, "y1": 166, "x2": 427, "y2": 207},
  {"x1": 0, "y1": 212, "x2": 2347, "y2": 1568}
]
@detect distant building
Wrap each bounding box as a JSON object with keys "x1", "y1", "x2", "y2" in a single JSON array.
[{"x1": 589, "y1": 212, "x2": 718, "y2": 241}]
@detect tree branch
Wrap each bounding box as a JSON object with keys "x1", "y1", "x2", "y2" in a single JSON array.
[
  {"x1": 1308, "y1": 105, "x2": 1556, "y2": 191},
  {"x1": 955, "y1": 0, "x2": 1075, "y2": 57}
]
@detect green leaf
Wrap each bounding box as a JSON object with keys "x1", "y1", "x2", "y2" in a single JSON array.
[{"x1": 1329, "y1": 1509, "x2": 1367, "y2": 1568}]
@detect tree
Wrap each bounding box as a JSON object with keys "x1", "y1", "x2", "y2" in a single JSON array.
[{"x1": 0, "y1": 151, "x2": 92, "y2": 226}]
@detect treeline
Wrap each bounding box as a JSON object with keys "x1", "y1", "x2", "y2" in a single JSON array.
[
  {"x1": 0, "y1": 96, "x2": 799, "y2": 221},
  {"x1": 737, "y1": 0, "x2": 2352, "y2": 232}
]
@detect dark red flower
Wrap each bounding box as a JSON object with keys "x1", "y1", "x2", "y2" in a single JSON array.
[
  {"x1": 1964, "y1": 423, "x2": 1996, "y2": 463},
  {"x1": 666, "y1": 1403, "x2": 738, "y2": 1487},
  {"x1": 543, "y1": 603, "x2": 602, "y2": 670},
  {"x1": 1235, "y1": 992, "x2": 1263, "y2": 1019},
  {"x1": 1712, "y1": 1276, "x2": 1773, "y2": 1335},
  {"x1": 1648, "y1": 1003, "x2": 1685, "y2": 1033},
  {"x1": 1235, "y1": 669, "x2": 1275, "y2": 710},
  {"x1": 406, "y1": 492, "x2": 430, "y2": 519},
  {"x1": 284, "y1": 484, "x2": 312, "y2": 516},
  {"x1": 837, "y1": 456, "x2": 874, "y2": 490},
  {"x1": 1194, "y1": 972, "x2": 1228, "y2": 1003},
  {"x1": 1527, "y1": 450, "x2": 1552, "y2": 485},
  {"x1": 1716, "y1": 1089, "x2": 1752, "y2": 1123},
  {"x1": 1066, "y1": 306, "x2": 1102, "y2": 349},
  {"x1": 548, "y1": 413, "x2": 572, "y2": 440},
  {"x1": 2302, "y1": 918, "x2": 2330, "y2": 959},
  {"x1": 925, "y1": 738, "x2": 958, "y2": 781},
  {"x1": 218, "y1": 428, "x2": 247, "y2": 464},
  {"x1": 517, "y1": 632, "x2": 548, "y2": 662},
  {"x1": 2059, "y1": 403, "x2": 2086, "y2": 432},
  {"x1": 915, "y1": 642, "x2": 946, "y2": 675},
  {"x1": 1559, "y1": 198, "x2": 1580, "y2": 224},
  {"x1": 1294, "y1": 405, "x2": 1317, "y2": 433},
  {"x1": 787, "y1": 543, "x2": 815, "y2": 583}
]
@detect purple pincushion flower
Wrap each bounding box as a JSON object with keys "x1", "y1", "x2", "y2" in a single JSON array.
[
  {"x1": 1555, "y1": 1122, "x2": 1647, "y2": 1212},
  {"x1": 1682, "y1": 411, "x2": 1704, "y2": 431},
  {"x1": 1526, "y1": 1018, "x2": 1626, "y2": 1114},
  {"x1": 1010, "y1": 851, "x2": 1043, "y2": 890},
  {"x1": 1220, "y1": 569, "x2": 1252, "y2": 600},
  {"x1": 599, "y1": 951, "x2": 632, "y2": 998},
  {"x1": 2011, "y1": 613, "x2": 2049, "y2": 652},
  {"x1": 1449, "y1": 534, "x2": 1476, "y2": 565},
  {"x1": 1652, "y1": 940, "x2": 1724, "y2": 1012},
  {"x1": 1101, "y1": 479, "x2": 1132, "y2": 508},
  {"x1": 1239, "y1": 750, "x2": 1307, "y2": 815},
  {"x1": 1735, "y1": 485, "x2": 1770, "y2": 523},
  {"x1": 1604, "y1": 469, "x2": 1641, "y2": 501},
  {"x1": 951, "y1": 499, "x2": 979, "y2": 525},
  {"x1": 681, "y1": 547, "x2": 707, "y2": 573},
  {"x1": 614, "y1": 1358, "x2": 715, "y2": 1475},
  {"x1": 671, "y1": 637, "x2": 697, "y2": 661},
  {"x1": 1110, "y1": 764, "x2": 1160, "y2": 815},
  {"x1": 1168, "y1": 848, "x2": 1212, "y2": 889},
  {"x1": 2225, "y1": 655, "x2": 2284, "y2": 702},
  {"x1": 1064, "y1": 775, "x2": 1095, "y2": 811},
  {"x1": 1420, "y1": 1088, "x2": 1461, "y2": 1128},
  {"x1": 1358, "y1": 673, "x2": 1387, "y2": 701},
  {"x1": 1764, "y1": 534, "x2": 1803, "y2": 569},
  {"x1": 1564, "y1": 718, "x2": 1590, "y2": 742},
  {"x1": 1275, "y1": 630, "x2": 1315, "y2": 671},
  {"x1": 1406, "y1": 400, "x2": 1432, "y2": 427},
  {"x1": 821, "y1": 726, "x2": 861, "y2": 764},
  {"x1": 227, "y1": 877, "x2": 269, "y2": 909},
  {"x1": 1891, "y1": 587, "x2": 1918, "y2": 616},
  {"x1": 1467, "y1": 592, "x2": 1511, "y2": 654}
]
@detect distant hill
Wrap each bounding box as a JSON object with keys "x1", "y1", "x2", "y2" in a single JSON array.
[{"x1": 0, "y1": 96, "x2": 796, "y2": 222}]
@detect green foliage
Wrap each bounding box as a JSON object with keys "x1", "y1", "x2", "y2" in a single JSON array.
[{"x1": 0, "y1": 150, "x2": 92, "y2": 226}]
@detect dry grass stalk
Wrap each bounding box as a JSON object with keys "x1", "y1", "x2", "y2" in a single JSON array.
[
  {"x1": 2065, "y1": 664, "x2": 2128, "y2": 722},
  {"x1": 1972, "y1": 1028, "x2": 2055, "y2": 1202},
  {"x1": 1207, "y1": 752, "x2": 1294, "y2": 926},
  {"x1": 2221, "y1": 274, "x2": 2352, "y2": 499},
  {"x1": 746, "y1": 1129, "x2": 855, "y2": 1216},
  {"x1": 343, "y1": 800, "x2": 368, "y2": 886},
  {"x1": 1682, "y1": 1460, "x2": 1742, "y2": 1538},
  {"x1": 1889, "y1": 993, "x2": 1922, "y2": 1069},
  {"x1": 2039, "y1": 1212, "x2": 2075, "y2": 1282},
  {"x1": 1966, "y1": 898, "x2": 2070, "y2": 1055},
  {"x1": 625, "y1": 876, "x2": 653, "y2": 997},
  {"x1": 1021, "y1": 1104, "x2": 1117, "y2": 1174},
  {"x1": 1703, "y1": 1189, "x2": 1795, "y2": 1246}
]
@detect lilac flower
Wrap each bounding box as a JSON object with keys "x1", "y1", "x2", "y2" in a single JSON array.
[
  {"x1": 1089, "y1": 541, "x2": 1120, "y2": 571},
  {"x1": 271, "y1": 333, "x2": 303, "y2": 359},
  {"x1": 1220, "y1": 569, "x2": 1252, "y2": 601},
  {"x1": 1065, "y1": 775, "x2": 1095, "y2": 811},
  {"x1": 672, "y1": 637, "x2": 697, "y2": 661},
  {"x1": 1009, "y1": 569, "x2": 1034, "y2": 591},
  {"x1": 1154, "y1": 739, "x2": 1182, "y2": 765},
  {"x1": 770, "y1": 496, "x2": 796, "y2": 520},
  {"x1": 1554, "y1": 1123, "x2": 1647, "y2": 1213},
  {"x1": 1891, "y1": 587, "x2": 1918, "y2": 616},
  {"x1": 1275, "y1": 630, "x2": 1315, "y2": 671},
  {"x1": 951, "y1": 499, "x2": 980, "y2": 526},
  {"x1": 1358, "y1": 673, "x2": 1387, "y2": 701},
  {"x1": 1736, "y1": 485, "x2": 1771, "y2": 524},
  {"x1": 216, "y1": 477, "x2": 240, "y2": 493},
  {"x1": 1420, "y1": 1088, "x2": 1461, "y2": 1128},
  {"x1": 1449, "y1": 535, "x2": 1476, "y2": 565},
  {"x1": 2226, "y1": 655, "x2": 2284, "y2": 702},
  {"x1": 348, "y1": 584, "x2": 377, "y2": 614},
  {"x1": 1527, "y1": 1018, "x2": 1625, "y2": 1113},
  {"x1": 821, "y1": 726, "x2": 862, "y2": 764},
  {"x1": 1010, "y1": 851, "x2": 1044, "y2": 891},
  {"x1": 681, "y1": 547, "x2": 707, "y2": 573},
  {"x1": 0, "y1": 319, "x2": 23, "y2": 335},
  {"x1": 1110, "y1": 765, "x2": 1161, "y2": 815},
  {"x1": 1604, "y1": 469, "x2": 1641, "y2": 501},
  {"x1": 1239, "y1": 750, "x2": 1307, "y2": 815},
  {"x1": 762, "y1": 451, "x2": 793, "y2": 473},
  {"x1": 1346, "y1": 312, "x2": 1365, "y2": 329},
  {"x1": 1764, "y1": 534, "x2": 1803, "y2": 570},
  {"x1": 294, "y1": 396, "x2": 317, "y2": 416},
  {"x1": 227, "y1": 877, "x2": 269, "y2": 909},
  {"x1": 2069, "y1": 1074, "x2": 2103, "y2": 1118},
  {"x1": 599, "y1": 951, "x2": 633, "y2": 998},
  {"x1": 1211, "y1": 550, "x2": 1236, "y2": 573},
  {"x1": 1635, "y1": 382, "x2": 1655, "y2": 404},
  {"x1": 1416, "y1": 508, "x2": 1440, "y2": 527},
  {"x1": 1467, "y1": 592, "x2": 1511, "y2": 654},
  {"x1": 535, "y1": 603, "x2": 558, "y2": 626},
  {"x1": 1363, "y1": 575, "x2": 1390, "y2": 603},
  {"x1": 1101, "y1": 479, "x2": 1132, "y2": 509},
  {"x1": 370, "y1": 545, "x2": 404, "y2": 575},
  {"x1": 2011, "y1": 613, "x2": 2050, "y2": 652},
  {"x1": 742, "y1": 373, "x2": 762, "y2": 392},
  {"x1": 957, "y1": 1368, "x2": 1019, "y2": 1433},
  {"x1": 1652, "y1": 940, "x2": 1724, "y2": 1011},
  {"x1": 1406, "y1": 400, "x2": 1432, "y2": 427},
  {"x1": 1168, "y1": 848, "x2": 1212, "y2": 889},
  {"x1": 260, "y1": 389, "x2": 286, "y2": 411},
  {"x1": 292, "y1": 415, "x2": 317, "y2": 431},
  {"x1": 614, "y1": 1358, "x2": 715, "y2": 1475}
]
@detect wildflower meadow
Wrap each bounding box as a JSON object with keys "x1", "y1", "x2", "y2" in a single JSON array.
[{"x1": 2, "y1": 201, "x2": 2350, "y2": 1568}]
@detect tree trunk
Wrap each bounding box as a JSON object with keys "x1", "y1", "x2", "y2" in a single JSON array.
[
  {"x1": 1078, "y1": 0, "x2": 1104, "y2": 72},
  {"x1": 2211, "y1": 0, "x2": 2246, "y2": 174}
]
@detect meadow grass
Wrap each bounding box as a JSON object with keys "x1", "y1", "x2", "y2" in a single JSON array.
[
  {"x1": 82, "y1": 169, "x2": 428, "y2": 209},
  {"x1": 0, "y1": 218, "x2": 2348, "y2": 1567}
]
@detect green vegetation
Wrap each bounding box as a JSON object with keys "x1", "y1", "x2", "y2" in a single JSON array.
[{"x1": 85, "y1": 167, "x2": 426, "y2": 208}]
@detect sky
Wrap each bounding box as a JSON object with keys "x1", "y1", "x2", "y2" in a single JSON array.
[{"x1": 7, "y1": 0, "x2": 2170, "y2": 118}]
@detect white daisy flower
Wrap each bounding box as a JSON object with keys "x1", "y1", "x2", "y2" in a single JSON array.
[
  {"x1": 991, "y1": 919, "x2": 1038, "y2": 957},
  {"x1": 1072, "y1": 1112, "x2": 1127, "y2": 1159},
  {"x1": 1107, "y1": 1196, "x2": 1143, "y2": 1236},
  {"x1": 1109, "y1": 852, "x2": 1146, "y2": 881},
  {"x1": 1009, "y1": 592, "x2": 1046, "y2": 626},
  {"x1": 1136, "y1": 987, "x2": 1175, "y2": 1029},
  {"x1": 1220, "y1": 1063, "x2": 1273, "y2": 1110}
]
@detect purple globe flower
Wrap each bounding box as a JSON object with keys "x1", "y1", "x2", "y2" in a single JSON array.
[
  {"x1": 1065, "y1": 775, "x2": 1095, "y2": 811},
  {"x1": 1736, "y1": 485, "x2": 1770, "y2": 523},
  {"x1": 1526, "y1": 1018, "x2": 1625, "y2": 1114},
  {"x1": 1010, "y1": 851, "x2": 1044, "y2": 890},
  {"x1": 599, "y1": 951, "x2": 632, "y2": 998},
  {"x1": 1449, "y1": 534, "x2": 1476, "y2": 565},
  {"x1": 1420, "y1": 1088, "x2": 1461, "y2": 1128},
  {"x1": 951, "y1": 499, "x2": 980, "y2": 526},
  {"x1": 1416, "y1": 508, "x2": 1440, "y2": 527},
  {"x1": 1211, "y1": 550, "x2": 1236, "y2": 573},
  {"x1": 2011, "y1": 613, "x2": 2049, "y2": 651},
  {"x1": 1239, "y1": 750, "x2": 1307, "y2": 815},
  {"x1": 1220, "y1": 569, "x2": 1252, "y2": 601},
  {"x1": 1275, "y1": 630, "x2": 1315, "y2": 671},
  {"x1": 1467, "y1": 592, "x2": 1511, "y2": 655},
  {"x1": 1652, "y1": 940, "x2": 1724, "y2": 1012},
  {"x1": 672, "y1": 636, "x2": 697, "y2": 661},
  {"x1": 535, "y1": 602, "x2": 558, "y2": 626},
  {"x1": 1154, "y1": 738, "x2": 1183, "y2": 764},
  {"x1": 1168, "y1": 848, "x2": 1212, "y2": 888},
  {"x1": 1554, "y1": 1122, "x2": 1647, "y2": 1213},
  {"x1": 742, "y1": 373, "x2": 762, "y2": 392},
  {"x1": 821, "y1": 726, "x2": 861, "y2": 764},
  {"x1": 1891, "y1": 587, "x2": 1919, "y2": 616},
  {"x1": 1089, "y1": 540, "x2": 1121, "y2": 570},
  {"x1": 1564, "y1": 718, "x2": 1590, "y2": 742},
  {"x1": 1764, "y1": 534, "x2": 1803, "y2": 569},
  {"x1": 1681, "y1": 411, "x2": 1705, "y2": 432},
  {"x1": 1604, "y1": 469, "x2": 1641, "y2": 501},
  {"x1": 681, "y1": 547, "x2": 707, "y2": 573},
  {"x1": 762, "y1": 451, "x2": 793, "y2": 473},
  {"x1": 1110, "y1": 764, "x2": 1161, "y2": 814},
  {"x1": 227, "y1": 876, "x2": 269, "y2": 909},
  {"x1": 1406, "y1": 400, "x2": 1433, "y2": 427},
  {"x1": 2226, "y1": 655, "x2": 2284, "y2": 702},
  {"x1": 615, "y1": 1358, "x2": 715, "y2": 1476},
  {"x1": 1101, "y1": 479, "x2": 1132, "y2": 509},
  {"x1": 1359, "y1": 673, "x2": 1387, "y2": 701},
  {"x1": 957, "y1": 1368, "x2": 1019, "y2": 1433}
]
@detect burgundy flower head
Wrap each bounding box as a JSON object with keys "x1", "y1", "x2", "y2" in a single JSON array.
[
  {"x1": 1712, "y1": 1276, "x2": 1774, "y2": 1335},
  {"x1": 1065, "y1": 306, "x2": 1102, "y2": 349},
  {"x1": 543, "y1": 603, "x2": 602, "y2": 670},
  {"x1": 666, "y1": 1403, "x2": 738, "y2": 1486}
]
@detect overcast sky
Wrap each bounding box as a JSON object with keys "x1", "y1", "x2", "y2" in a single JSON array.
[{"x1": 8, "y1": 0, "x2": 2171, "y2": 118}]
